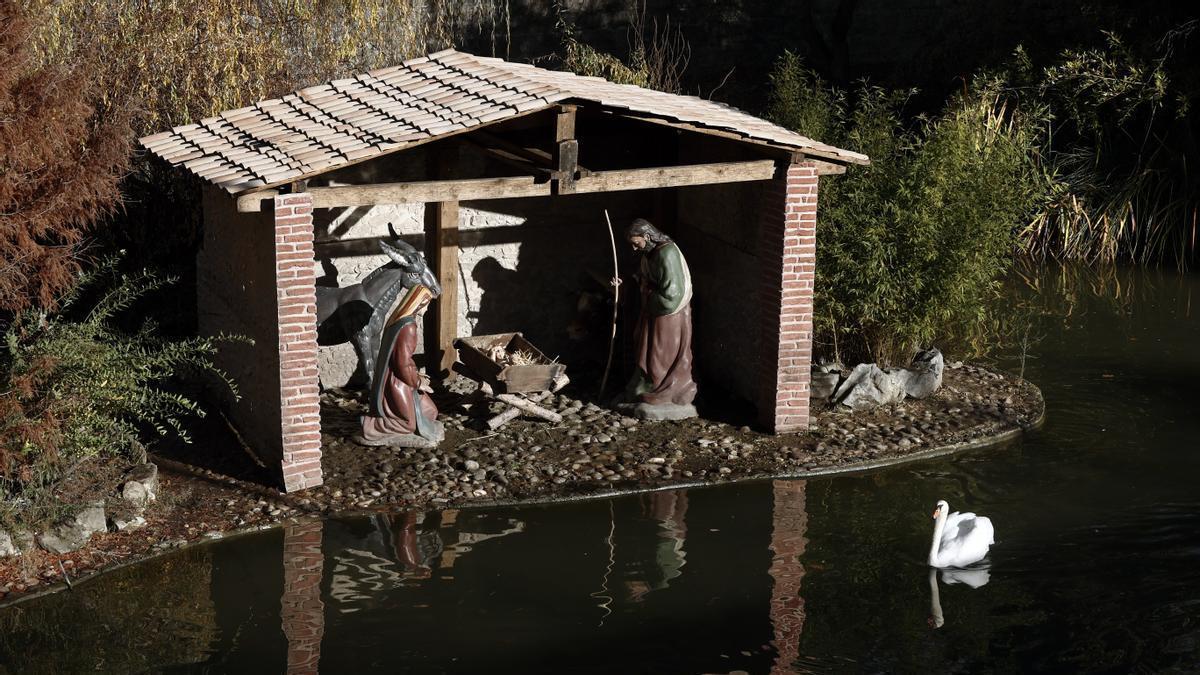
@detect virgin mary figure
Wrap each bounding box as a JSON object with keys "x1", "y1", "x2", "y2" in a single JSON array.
[{"x1": 355, "y1": 283, "x2": 444, "y2": 447}]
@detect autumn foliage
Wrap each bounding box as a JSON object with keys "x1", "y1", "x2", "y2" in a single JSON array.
[{"x1": 0, "y1": 0, "x2": 131, "y2": 315}]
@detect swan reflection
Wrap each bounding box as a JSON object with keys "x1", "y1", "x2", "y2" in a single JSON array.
[{"x1": 928, "y1": 566, "x2": 990, "y2": 629}]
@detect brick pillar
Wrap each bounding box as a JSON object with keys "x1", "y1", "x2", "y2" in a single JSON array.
[
  {"x1": 281, "y1": 519, "x2": 325, "y2": 675},
  {"x1": 757, "y1": 159, "x2": 818, "y2": 433},
  {"x1": 275, "y1": 194, "x2": 323, "y2": 491}
]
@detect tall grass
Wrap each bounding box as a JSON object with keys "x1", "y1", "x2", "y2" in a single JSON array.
[{"x1": 1018, "y1": 31, "x2": 1198, "y2": 267}]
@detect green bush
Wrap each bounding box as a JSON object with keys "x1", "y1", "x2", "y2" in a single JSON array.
[
  {"x1": 0, "y1": 261, "x2": 244, "y2": 530},
  {"x1": 767, "y1": 53, "x2": 1043, "y2": 364}
]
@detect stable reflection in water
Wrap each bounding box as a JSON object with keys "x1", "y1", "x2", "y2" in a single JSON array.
[{"x1": 274, "y1": 482, "x2": 810, "y2": 672}]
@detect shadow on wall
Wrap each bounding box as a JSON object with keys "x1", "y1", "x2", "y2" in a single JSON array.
[
  {"x1": 460, "y1": 194, "x2": 638, "y2": 378},
  {"x1": 310, "y1": 191, "x2": 647, "y2": 391}
]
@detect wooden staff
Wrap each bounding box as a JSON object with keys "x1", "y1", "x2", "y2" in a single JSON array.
[{"x1": 599, "y1": 209, "x2": 620, "y2": 398}]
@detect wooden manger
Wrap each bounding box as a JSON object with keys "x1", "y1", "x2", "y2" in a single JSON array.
[{"x1": 453, "y1": 333, "x2": 569, "y2": 430}]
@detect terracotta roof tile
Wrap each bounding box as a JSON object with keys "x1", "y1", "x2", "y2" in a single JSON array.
[{"x1": 140, "y1": 49, "x2": 867, "y2": 193}]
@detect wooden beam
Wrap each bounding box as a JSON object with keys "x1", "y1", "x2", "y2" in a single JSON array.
[
  {"x1": 239, "y1": 176, "x2": 552, "y2": 212},
  {"x1": 810, "y1": 159, "x2": 847, "y2": 175},
  {"x1": 237, "y1": 189, "x2": 280, "y2": 212},
  {"x1": 427, "y1": 200, "x2": 460, "y2": 380},
  {"x1": 239, "y1": 160, "x2": 780, "y2": 212},
  {"x1": 571, "y1": 159, "x2": 778, "y2": 194}
]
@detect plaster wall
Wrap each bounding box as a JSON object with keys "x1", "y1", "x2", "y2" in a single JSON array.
[
  {"x1": 312, "y1": 152, "x2": 646, "y2": 389},
  {"x1": 674, "y1": 179, "x2": 766, "y2": 410},
  {"x1": 198, "y1": 186, "x2": 284, "y2": 467}
]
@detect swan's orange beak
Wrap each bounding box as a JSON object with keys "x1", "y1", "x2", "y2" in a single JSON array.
[{"x1": 931, "y1": 508, "x2": 939, "y2": 519}]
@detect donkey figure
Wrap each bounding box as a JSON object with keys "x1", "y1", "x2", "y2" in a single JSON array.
[{"x1": 316, "y1": 224, "x2": 441, "y2": 391}]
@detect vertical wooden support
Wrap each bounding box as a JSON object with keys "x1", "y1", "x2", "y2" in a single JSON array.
[
  {"x1": 553, "y1": 105, "x2": 579, "y2": 194},
  {"x1": 432, "y1": 200, "x2": 459, "y2": 379}
]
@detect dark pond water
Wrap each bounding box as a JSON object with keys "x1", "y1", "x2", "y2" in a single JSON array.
[{"x1": 2, "y1": 263, "x2": 1199, "y2": 674}]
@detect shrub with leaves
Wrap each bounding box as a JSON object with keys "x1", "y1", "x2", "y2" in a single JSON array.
[
  {"x1": 767, "y1": 53, "x2": 1042, "y2": 364},
  {"x1": 0, "y1": 0, "x2": 131, "y2": 314},
  {"x1": 0, "y1": 261, "x2": 244, "y2": 529}
]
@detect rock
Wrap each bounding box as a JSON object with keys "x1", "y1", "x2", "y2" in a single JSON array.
[
  {"x1": 831, "y1": 349, "x2": 944, "y2": 409},
  {"x1": 0, "y1": 531, "x2": 16, "y2": 558},
  {"x1": 811, "y1": 370, "x2": 841, "y2": 400},
  {"x1": 112, "y1": 515, "x2": 147, "y2": 531},
  {"x1": 14, "y1": 531, "x2": 35, "y2": 552},
  {"x1": 463, "y1": 459, "x2": 480, "y2": 472},
  {"x1": 833, "y1": 363, "x2": 906, "y2": 410},
  {"x1": 121, "y1": 463, "x2": 159, "y2": 507},
  {"x1": 628, "y1": 403, "x2": 698, "y2": 421},
  {"x1": 893, "y1": 348, "x2": 944, "y2": 399},
  {"x1": 37, "y1": 502, "x2": 106, "y2": 554}
]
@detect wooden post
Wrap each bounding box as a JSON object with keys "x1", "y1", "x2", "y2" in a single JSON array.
[
  {"x1": 427, "y1": 200, "x2": 459, "y2": 380},
  {"x1": 553, "y1": 105, "x2": 578, "y2": 194}
]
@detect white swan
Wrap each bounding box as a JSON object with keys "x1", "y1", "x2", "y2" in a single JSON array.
[{"x1": 928, "y1": 499, "x2": 994, "y2": 568}]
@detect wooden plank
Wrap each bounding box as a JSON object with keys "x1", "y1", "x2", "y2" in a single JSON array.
[
  {"x1": 571, "y1": 159, "x2": 778, "y2": 194},
  {"x1": 432, "y1": 200, "x2": 459, "y2": 379},
  {"x1": 457, "y1": 137, "x2": 552, "y2": 177},
  {"x1": 239, "y1": 176, "x2": 552, "y2": 211},
  {"x1": 472, "y1": 129, "x2": 556, "y2": 168}
]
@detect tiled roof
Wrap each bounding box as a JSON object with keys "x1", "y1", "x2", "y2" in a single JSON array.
[{"x1": 140, "y1": 49, "x2": 869, "y2": 194}]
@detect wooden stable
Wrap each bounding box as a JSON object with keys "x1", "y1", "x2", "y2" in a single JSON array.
[{"x1": 141, "y1": 49, "x2": 867, "y2": 491}]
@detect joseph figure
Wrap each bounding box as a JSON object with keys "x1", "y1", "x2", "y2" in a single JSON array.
[{"x1": 618, "y1": 218, "x2": 698, "y2": 420}]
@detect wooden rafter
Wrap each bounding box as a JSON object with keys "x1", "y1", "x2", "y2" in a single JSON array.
[
  {"x1": 457, "y1": 137, "x2": 552, "y2": 178},
  {"x1": 602, "y1": 109, "x2": 870, "y2": 166}
]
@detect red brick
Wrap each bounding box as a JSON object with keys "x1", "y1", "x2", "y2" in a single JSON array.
[{"x1": 285, "y1": 449, "x2": 323, "y2": 463}]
